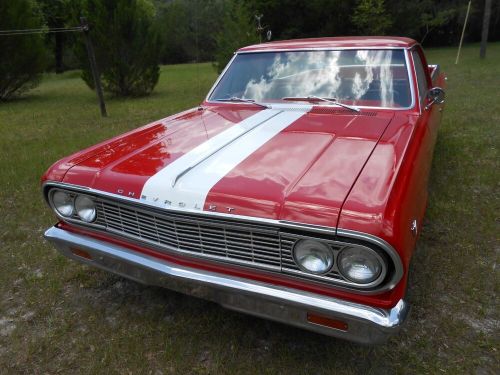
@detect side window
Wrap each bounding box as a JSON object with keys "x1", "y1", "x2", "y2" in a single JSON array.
[{"x1": 412, "y1": 50, "x2": 429, "y2": 106}]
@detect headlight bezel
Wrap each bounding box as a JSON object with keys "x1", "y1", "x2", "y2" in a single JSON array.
[
  {"x1": 286, "y1": 234, "x2": 390, "y2": 290},
  {"x1": 48, "y1": 189, "x2": 97, "y2": 223}
]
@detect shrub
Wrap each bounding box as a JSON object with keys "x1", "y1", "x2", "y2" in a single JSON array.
[
  {"x1": 79, "y1": 0, "x2": 160, "y2": 96},
  {"x1": 0, "y1": 0, "x2": 46, "y2": 101}
]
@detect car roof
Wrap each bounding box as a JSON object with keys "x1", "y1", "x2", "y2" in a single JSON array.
[{"x1": 237, "y1": 36, "x2": 418, "y2": 53}]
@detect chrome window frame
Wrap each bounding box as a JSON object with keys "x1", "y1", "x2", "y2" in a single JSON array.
[
  {"x1": 205, "y1": 47, "x2": 417, "y2": 112},
  {"x1": 410, "y1": 49, "x2": 430, "y2": 108},
  {"x1": 43, "y1": 181, "x2": 404, "y2": 294}
]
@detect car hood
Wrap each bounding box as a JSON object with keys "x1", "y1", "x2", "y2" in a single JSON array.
[{"x1": 61, "y1": 104, "x2": 394, "y2": 228}]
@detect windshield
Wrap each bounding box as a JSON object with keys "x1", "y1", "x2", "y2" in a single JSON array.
[{"x1": 209, "y1": 49, "x2": 412, "y2": 108}]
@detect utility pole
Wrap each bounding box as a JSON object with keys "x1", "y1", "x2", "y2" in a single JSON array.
[
  {"x1": 80, "y1": 17, "x2": 107, "y2": 117},
  {"x1": 480, "y1": 0, "x2": 492, "y2": 59},
  {"x1": 455, "y1": 1, "x2": 471, "y2": 65}
]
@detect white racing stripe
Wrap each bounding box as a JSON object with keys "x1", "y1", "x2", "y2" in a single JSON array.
[{"x1": 140, "y1": 107, "x2": 310, "y2": 210}]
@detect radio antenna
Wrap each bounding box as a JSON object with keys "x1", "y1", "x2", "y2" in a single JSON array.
[
  {"x1": 255, "y1": 14, "x2": 271, "y2": 43},
  {"x1": 195, "y1": 1, "x2": 201, "y2": 102}
]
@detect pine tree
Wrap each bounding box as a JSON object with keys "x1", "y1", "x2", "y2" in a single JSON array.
[
  {"x1": 79, "y1": 0, "x2": 160, "y2": 96},
  {"x1": 0, "y1": 0, "x2": 46, "y2": 101}
]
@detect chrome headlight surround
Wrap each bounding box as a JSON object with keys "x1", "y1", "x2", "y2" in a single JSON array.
[
  {"x1": 286, "y1": 234, "x2": 390, "y2": 290},
  {"x1": 48, "y1": 189, "x2": 97, "y2": 223}
]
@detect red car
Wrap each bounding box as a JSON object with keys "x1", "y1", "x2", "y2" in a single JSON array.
[{"x1": 42, "y1": 37, "x2": 446, "y2": 344}]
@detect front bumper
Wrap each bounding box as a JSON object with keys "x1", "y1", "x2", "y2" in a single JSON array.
[{"x1": 44, "y1": 226, "x2": 409, "y2": 344}]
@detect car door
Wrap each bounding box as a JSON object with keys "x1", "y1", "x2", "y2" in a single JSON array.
[{"x1": 413, "y1": 47, "x2": 443, "y2": 148}]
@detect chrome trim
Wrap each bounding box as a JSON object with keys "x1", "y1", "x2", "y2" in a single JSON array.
[
  {"x1": 205, "y1": 53, "x2": 238, "y2": 104},
  {"x1": 237, "y1": 46, "x2": 417, "y2": 53},
  {"x1": 42, "y1": 182, "x2": 338, "y2": 236},
  {"x1": 44, "y1": 226, "x2": 410, "y2": 344},
  {"x1": 43, "y1": 181, "x2": 404, "y2": 292},
  {"x1": 205, "y1": 48, "x2": 417, "y2": 112},
  {"x1": 335, "y1": 228, "x2": 404, "y2": 292},
  {"x1": 283, "y1": 235, "x2": 389, "y2": 289}
]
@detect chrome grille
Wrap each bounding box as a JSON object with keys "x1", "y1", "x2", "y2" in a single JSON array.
[{"x1": 94, "y1": 199, "x2": 282, "y2": 269}]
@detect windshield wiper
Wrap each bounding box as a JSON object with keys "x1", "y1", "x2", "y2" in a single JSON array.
[
  {"x1": 282, "y1": 95, "x2": 360, "y2": 113},
  {"x1": 214, "y1": 97, "x2": 270, "y2": 109}
]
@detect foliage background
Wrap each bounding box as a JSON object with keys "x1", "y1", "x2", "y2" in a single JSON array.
[
  {"x1": 77, "y1": 0, "x2": 161, "y2": 96},
  {"x1": 1, "y1": 0, "x2": 499, "y2": 98},
  {"x1": 0, "y1": 0, "x2": 46, "y2": 100},
  {"x1": 32, "y1": 0, "x2": 500, "y2": 70}
]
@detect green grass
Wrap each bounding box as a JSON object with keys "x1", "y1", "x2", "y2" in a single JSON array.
[{"x1": 0, "y1": 45, "x2": 498, "y2": 374}]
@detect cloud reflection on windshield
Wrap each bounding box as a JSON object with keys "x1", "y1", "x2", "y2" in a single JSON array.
[{"x1": 242, "y1": 50, "x2": 397, "y2": 107}]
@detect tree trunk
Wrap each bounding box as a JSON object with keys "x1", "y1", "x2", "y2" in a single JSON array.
[
  {"x1": 480, "y1": 0, "x2": 492, "y2": 59},
  {"x1": 54, "y1": 31, "x2": 64, "y2": 74}
]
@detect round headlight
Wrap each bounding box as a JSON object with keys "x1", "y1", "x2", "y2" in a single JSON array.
[
  {"x1": 75, "y1": 195, "x2": 96, "y2": 222},
  {"x1": 338, "y1": 246, "x2": 384, "y2": 284},
  {"x1": 52, "y1": 190, "x2": 74, "y2": 217},
  {"x1": 292, "y1": 239, "x2": 334, "y2": 274}
]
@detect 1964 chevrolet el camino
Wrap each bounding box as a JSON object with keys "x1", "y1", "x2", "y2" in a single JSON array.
[{"x1": 42, "y1": 37, "x2": 446, "y2": 344}]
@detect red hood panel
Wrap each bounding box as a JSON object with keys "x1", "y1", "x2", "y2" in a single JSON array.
[
  {"x1": 205, "y1": 110, "x2": 394, "y2": 226},
  {"x1": 62, "y1": 106, "x2": 261, "y2": 197},
  {"x1": 58, "y1": 105, "x2": 394, "y2": 228}
]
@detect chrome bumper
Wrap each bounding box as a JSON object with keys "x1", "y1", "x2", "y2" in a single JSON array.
[{"x1": 44, "y1": 226, "x2": 409, "y2": 344}]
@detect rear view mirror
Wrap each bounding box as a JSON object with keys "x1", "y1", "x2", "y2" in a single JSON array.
[{"x1": 425, "y1": 87, "x2": 445, "y2": 110}]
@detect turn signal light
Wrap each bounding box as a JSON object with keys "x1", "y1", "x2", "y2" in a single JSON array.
[
  {"x1": 70, "y1": 247, "x2": 92, "y2": 260},
  {"x1": 307, "y1": 312, "x2": 348, "y2": 331}
]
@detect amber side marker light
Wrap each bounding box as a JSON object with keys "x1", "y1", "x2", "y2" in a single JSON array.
[
  {"x1": 70, "y1": 247, "x2": 92, "y2": 260},
  {"x1": 307, "y1": 312, "x2": 349, "y2": 331}
]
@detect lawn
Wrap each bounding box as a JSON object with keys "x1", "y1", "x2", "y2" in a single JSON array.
[{"x1": 0, "y1": 43, "x2": 498, "y2": 374}]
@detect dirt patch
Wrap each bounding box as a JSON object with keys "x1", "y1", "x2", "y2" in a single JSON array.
[{"x1": 0, "y1": 317, "x2": 16, "y2": 337}]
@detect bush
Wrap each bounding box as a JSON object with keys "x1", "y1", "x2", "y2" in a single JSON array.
[
  {"x1": 214, "y1": 0, "x2": 259, "y2": 73},
  {"x1": 0, "y1": 0, "x2": 46, "y2": 101},
  {"x1": 79, "y1": 0, "x2": 160, "y2": 96}
]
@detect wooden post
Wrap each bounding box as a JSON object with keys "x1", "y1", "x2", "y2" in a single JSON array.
[
  {"x1": 480, "y1": 0, "x2": 492, "y2": 59},
  {"x1": 455, "y1": 1, "x2": 472, "y2": 65},
  {"x1": 80, "y1": 17, "x2": 107, "y2": 117}
]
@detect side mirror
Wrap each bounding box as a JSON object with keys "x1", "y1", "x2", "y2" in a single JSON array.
[{"x1": 425, "y1": 87, "x2": 445, "y2": 110}]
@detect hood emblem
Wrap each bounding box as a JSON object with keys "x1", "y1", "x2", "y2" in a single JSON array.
[
  {"x1": 410, "y1": 219, "x2": 418, "y2": 237},
  {"x1": 117, "y1": 189, "x2": 135, "y2": 197},
  {"x1": 140, "y1": 195, "x2": 236, "y2": 213}
]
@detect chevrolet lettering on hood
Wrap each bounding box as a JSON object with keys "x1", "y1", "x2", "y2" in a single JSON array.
[{"x1": 42, "y1": 37, "x2": 446, "y2": 344}]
